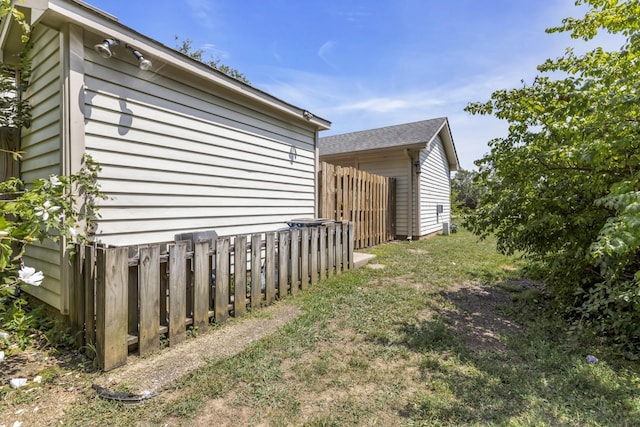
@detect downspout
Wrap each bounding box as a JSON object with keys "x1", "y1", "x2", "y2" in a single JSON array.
[{"x1": 404, "y1": 149, "x2": 413, "y2": 240}]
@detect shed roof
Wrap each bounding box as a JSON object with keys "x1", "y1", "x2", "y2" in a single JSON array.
[{"x1": 319, "y1": 117, "x2": 459, "y2": 171}]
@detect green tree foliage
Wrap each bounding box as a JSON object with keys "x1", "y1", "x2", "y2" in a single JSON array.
[
  {"x1": 465, "y1": 0, "x2": 640, "y2": 352},
  {"x1": 175, "y1": 37, "x2": 250, "y2": 84},
  {"x1": 451, "y1": 169, "x2": 482, "y2": 212}
]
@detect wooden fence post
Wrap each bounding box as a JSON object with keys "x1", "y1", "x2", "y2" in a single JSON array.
[
  {"x1": 319, "y1": 226, "x2": 327, "y2": 280},
  {"x1": 215, "y1": 237, "x2": 230, "y2": 323},
  {"x1": 84, "y1": 245, "x2": 96, "y2": 350},
  {"x1": 327, "y1": 223, "x2": 335, "y2": 278},
  {"x1": 265, "y1": 232, "x2": 276, "y2": 304},
  {"x1": 169, "y1": 242, "x2": 187, "y2": 346},
  {"x1": 250, "y1": 233, "x2": 263, "y2": 308},
  {"x1": 71, "y1": 245, "x2": 85, "y2": 348},
  {"x1": 290, "y1": 229, "x2": 300, "y2": 294},
  {"x1": 278, "y1": 230, "x2": 289, "y2": 298},
  {"x1": 300, "y1": 228, "x2": 309, "y2": 290},
  {"x1": 347, "y1": 222, "x2": 355, "y2": 270},
  {"x1": 138, "y1": 245, "x2": 161, "y2": 355},
  {"x1": 310, "y1": 227, "x2": 319, "y2": 284},
  {"x1": 193, "y1": 240, "x2": 211, "y2": 329},
  {"x1": 95, "y1": 246, "x2": 129, "y2": 371},
  {"x1": 335, "y1": 223, "x2": 343, "y2": 274},
  {"x1": 233, "y1": 235, "x2": 247, "y2": 317}
]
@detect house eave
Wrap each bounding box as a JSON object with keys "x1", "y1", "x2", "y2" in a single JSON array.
[
  {"x1": 5, "y1": 0, "x2": 331, "y2": 131},
  {"x1": 319, "y1": 142, "x2": 427, "y2": 160}
]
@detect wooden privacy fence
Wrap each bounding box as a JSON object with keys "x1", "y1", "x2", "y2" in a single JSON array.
[
  {"x1": 319, "y1": 162, "x2": 395, "y2": 249},
  {"x1": 70, "y1": 222, "x2": 354, "y2": 371}
]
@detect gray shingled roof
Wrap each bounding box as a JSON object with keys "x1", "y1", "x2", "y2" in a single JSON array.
[{"x1": 319, "y1": 117, "x2": 447, "y2": 156}]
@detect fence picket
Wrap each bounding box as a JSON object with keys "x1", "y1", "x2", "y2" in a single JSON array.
[
  {"x1": 265, "y1": 232, "x2": 276, "y2": 304},
  {"x1": 290, "y1": 229, "x2": 300, "y2": 294},
  {"x1": 138, "y1": 245, "x2": 160, "y2": 355},
  {"x1": 300, "y1": 228, "x2": 309, "y2": 290},
  {"x1": 95, "y1": 246, "x2": 128, "y2": 371},
  {"x1": 251, "y1": 233, "x2": 263, "y2": 308},
  {"x1": 215, "y1": 237, "x2": 230, "y2": 322},
  {"x1": 278, "y1": 230, "x2": 289, "y2": 298},
  {"x1": 169, "y1": 242, "x2": 187, "y2": 346},
  {"x1": 193, "y1": 240, "x2": 210, "y2": 329},
  {"x1": 319, "y1": 226, "x2": 327, "y2": 281},
  {"x1": 233, "y1": 235, "x2": 248, "y2": 317},
  {"x1": 83, "y1": 245, "x2": 96, "y2": 350},
  {"x1": 310, "y1": 227, "x2": 319, "y2": 284}
]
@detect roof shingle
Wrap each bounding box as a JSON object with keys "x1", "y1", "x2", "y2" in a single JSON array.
[{"x1": 318, "y1": 117, "x2": 447, "y2": 156}]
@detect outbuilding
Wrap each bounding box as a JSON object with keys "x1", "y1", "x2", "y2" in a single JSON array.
[
  {"x1": 319, "y1": 118, "x2": 459, "y2": 240},
  {"x1": 0, "y1": 0, "x2": 330, "y2": 313}
]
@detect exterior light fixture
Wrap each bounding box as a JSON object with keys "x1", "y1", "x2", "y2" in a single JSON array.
[
  {"x1": 302, "y1": 110, "x2": 313, "y2": 120},
  {"x1": 126, "y1": 45, "x2": 153, "y2": 71},
  {"x1": 94, "y1": 38, "x2": 118, "y2": 58},
  {"x1": 414, "y1": 160, "x2": 421, "y2": 174}
]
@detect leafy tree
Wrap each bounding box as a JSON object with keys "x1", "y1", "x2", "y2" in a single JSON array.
[
  {"x1": 175, "y1": 37, "x2": 250, "y2": 84},
  {"x1": 451, "y1": 169, "x2": 482, "y2": 211},
  {"x1": 465, "y1": 0, "x2": 640, "y2": 352}
]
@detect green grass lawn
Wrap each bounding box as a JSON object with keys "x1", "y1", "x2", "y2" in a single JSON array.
[{"x1": 59, "y1": 228, "x2": 640, "y2": 426}]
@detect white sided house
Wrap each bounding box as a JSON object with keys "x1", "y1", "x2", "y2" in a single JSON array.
[
  {"x1": 319, "y1": 118, "x2": 459, "y2": 240},
  {"x1": 0, "y1": 0, "x2": 330, "y2": 312}
]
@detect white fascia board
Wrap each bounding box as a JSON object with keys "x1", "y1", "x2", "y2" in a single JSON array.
[{"x1": 426, "y1": 119, "x2": 459, "y2": 172}]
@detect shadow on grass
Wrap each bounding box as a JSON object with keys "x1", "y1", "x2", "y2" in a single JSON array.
[{"x1": 387, "y1": 281, "x2": 640, "y2": 426}]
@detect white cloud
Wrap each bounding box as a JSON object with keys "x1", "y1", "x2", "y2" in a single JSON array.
[
  {"x1": 185, "y1": 0, "x2": 215, "y2": 29},
  {"x1": 337, "y1": 97, "x2": 408, "y2": 113},
  {"x1": 318, "y1": 40, "x2": 337, "y2": 67}
]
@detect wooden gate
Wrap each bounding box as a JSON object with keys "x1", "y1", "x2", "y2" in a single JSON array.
[{"x1": 318, "y1": 162, "x2": 395, "y2": 248}]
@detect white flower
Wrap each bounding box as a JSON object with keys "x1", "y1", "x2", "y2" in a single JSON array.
[
  {"x1": 34, "y1": 200, "x2": 61, "y2": 221},
  {"x1": 49, "y1": 175, "x2": 61, "y2": 187},
  {"x1": 19, "y1": 266, "x2": 44, "y2": 287},
  {"x1": 0, "y1": 350, "x2": 4, "y2": 363}
]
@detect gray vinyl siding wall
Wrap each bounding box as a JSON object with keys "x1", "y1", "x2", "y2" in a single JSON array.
[
  {"x1": 418, "y1": 135, "x2": 451, "y2": 236},
  {"x1": 83, "y1": 46, "x2": 317, "y2": 246},
  {"x1": 21, "y1": 26, "x2": 63, "y2": 309}
]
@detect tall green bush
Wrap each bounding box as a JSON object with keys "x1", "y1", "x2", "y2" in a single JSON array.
[{"x1": 465, "y1": 0, "x2": 640, "y2": 352}]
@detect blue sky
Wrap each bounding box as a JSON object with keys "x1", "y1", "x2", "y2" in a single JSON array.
[{"x1": 86, "y1": 0, "x2": 616, "y2": 170}]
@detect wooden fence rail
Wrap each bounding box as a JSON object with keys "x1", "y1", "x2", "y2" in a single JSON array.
[
  {"x1": 318, "y1": 162, "x2": 395, "y2": 249},
  {"x1": 70, "y1": 222, "x2": 354, "y2": 371}
]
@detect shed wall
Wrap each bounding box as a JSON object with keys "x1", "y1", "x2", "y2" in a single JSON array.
[
  {"x1": 82, "y1": 44, "x2": 318, "y2": 246},
  {"x1": 20, "y1": 26, "x2": 63, "y2": 309},
  {"x1": 418, "y1": 135, "x2": 451, "y2": 235}
]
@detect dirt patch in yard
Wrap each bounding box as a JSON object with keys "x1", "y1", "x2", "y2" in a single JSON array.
[
  {"x1": 1, "y1": 279, "x2": 540, "y2": 426},
  {"x1": 0, "y1": 303, "x2": 301, "y2": 427}
]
